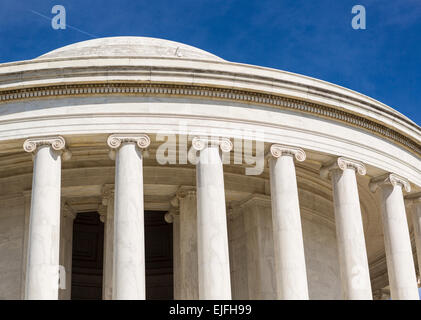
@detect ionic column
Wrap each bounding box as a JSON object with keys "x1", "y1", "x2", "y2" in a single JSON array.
[
  {"x1": 99, "y1": 184, "x2": 114, "y2": 300},
  {"x1": 178, "y1": 188, "x2": 199, "y2": 299},
  {"x1": 192, "y1": 137, "x2": 232, "y2": 300},
  {"x1": 165, "y1": 205, "x2": 181, "y2": 299},
  {"x1": 268, "y1": 144, "x2": 308, "y2": 300},
  {"x1": 23, "y1": 136, "x2": 71, "y2": 300},
  {"x1": 231, "y1": 195, "x2": 276, "y2": 299},
  {"x1": 321, "y1": 157, "x2": 372, "y2": 299},
  {"x1": 59, "y1": 203, "x2": 77, "y2": 300},
  {"x1": 370, "y1": 173, "x2": 419, "y2": 300},
  {"x1": 107, "y1": 134, "x2": 150, "y2": 300},
  {"x1": 405, "y1": 192, "x2": 421, "y2": 285}
]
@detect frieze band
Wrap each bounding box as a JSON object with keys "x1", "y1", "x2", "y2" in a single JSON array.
[{"x1": 3, "y1": 83, "x2": 419, "y2": 157}]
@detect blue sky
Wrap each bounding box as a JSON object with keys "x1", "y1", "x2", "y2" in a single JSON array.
[{"x1": 0, "y1": 0, "x2": 420, "y2": 126}]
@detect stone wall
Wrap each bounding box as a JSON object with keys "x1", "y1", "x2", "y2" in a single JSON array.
[{"x1": 0, "y1": 196, "x2": 25, "y2": 299}]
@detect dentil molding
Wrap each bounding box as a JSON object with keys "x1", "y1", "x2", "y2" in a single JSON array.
[{"x1": 2, "y1": 83, "x2": 420, "y2": 156}]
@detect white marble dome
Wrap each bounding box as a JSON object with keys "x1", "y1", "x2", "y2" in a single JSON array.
[{"x1": 36, "y1": 36, "x2": 224, "y2": 61}]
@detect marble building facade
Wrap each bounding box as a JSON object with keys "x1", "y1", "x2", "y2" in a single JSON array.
[{"x1": 0, "y1": 37, "x2": 420, "y2": 300}]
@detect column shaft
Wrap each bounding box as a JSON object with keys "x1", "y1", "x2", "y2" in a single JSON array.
[
  {"x1": 269, "y1": 150, "x2": 308, "y2": 300},
  {"x1": 379, "y1": 183, "x2": 419, "y2": 299},
  {"x1": 410, "y1": 199, "x2": 421, "y2": 283},
  {"x1": 25, "y1": 144, "x2": 62, "y2": 299},
  {"x1": 102, "y1": 188, "x2": 114, "y2": 300},
  {"x1": 113, "y1": 142, "x2": 146, "y2": 299},
  {"x1": 196, "y1": 141, "x2": 231, "y2": 299},
  {"x1": 173, "y1": 212, "x2": 181, "y2": 300},
  {"x1": 234, "y1": 196, "x2": 276, "y2": 299},
  {"x1": 370, "y1": 174, "x2": 419, "y2": 300},
  {"x1": 179, "y1": 191, "x2": 199, "y2": 299},
  {"x1": 59, "y1": 204, "x2": 76, "y2": 300},
  {"x1": 330, "y1": 167, "x2": 372, "y2": 299}
]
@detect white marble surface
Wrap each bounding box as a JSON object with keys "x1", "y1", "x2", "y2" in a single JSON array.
[
  {"x1": 196, "y1": 145, "x2": 231, "y2": 299},
  {"x1": 228, "y1": 193, "x2": 343, "y2": 300},
  {"x1": 102, "y1": 189, "x2": 114, "y2": 300},
  {"x1": 25, "y1": 145, "x2": 61, "y2": 299},
  {"x1": 179, "y1": 191, "x2": 199, "y2": 299},
  {"x1": 269, "y1": 154, "x2": 309, "y2": 299},
  {"x1": 238, "y1": 196, "x2": 276, "y2": 299},
  {"x1": 58, "y1": 204, "x2": 76, "y2": 300},
  {"x1": 378, "y1": 183, "x2": 419, "y2": 299},
  {"x1": 301, "y1": 212, "x2": 342, "y2": 300},
  {"x1": 113, "y1": 143, "x2": 146, "y2": 300},
  {"x1": 330, "y1": 167, "x2": 372, "y2": 299},
  {"x1": 0, "y1": 197, "x2": 25, "y2": 299},
  {"x1": 37, "y1": 37, "x2": 224, "y2": 61},
  {"x1": 173, "y1": 213, "x2": 181, "y2": 299},
  {"x1": 408, "y1": 196, "x2": 421, "y2": 283}
]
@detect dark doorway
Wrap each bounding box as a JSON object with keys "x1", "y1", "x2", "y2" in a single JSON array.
[
  {"x1": 70, "y1": 210, "x2": 173, "y2": 300},
  {"x1": 145, "y1": 211, "x2": 173, "y2": 300},
  {"x1": 71, "y1": 212, "x2": 104, "y2": 300}
]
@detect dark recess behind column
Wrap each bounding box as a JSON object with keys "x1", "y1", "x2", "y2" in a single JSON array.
[
  {"x1": 70, "y1": 210, "x2": 173, "y2": 300},
  {"x1": 71, "y1": 212, "x2": 104, "y2": 300},
  {"x1": 145, "y1": 211, "x2": 173, "y2": 300}
]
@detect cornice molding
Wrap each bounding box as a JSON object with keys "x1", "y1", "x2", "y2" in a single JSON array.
[
  {"x1": 1, "y1": 82, "x2": 419, "y2": 157},
  {"x1": 405, "y1": 192, "x2": 421, "y2": 206},
  {"x1": 175, "y1": 187, "x2": 196, "y2": 200},
  {"x1": 63, "y1": 203, "x2": 77, "y2": 220},
  {"x1": 101, "y1": 184, "x2": 115, "y2": 205},
  {"x1": 232, "y1": 193, "x2": 272, "y2": 209}
]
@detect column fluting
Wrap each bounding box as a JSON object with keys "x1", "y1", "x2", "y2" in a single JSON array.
[
  {"x1": 179, "y1": 189, "x2": 199, "y2": 299},
  {"x1": 100, "y1": 184, "x2": 115, "y2": 300},
  {"x1": 370, "y1": 173, "x2": 419, "y2": 300},
  {"x1": 23, "y1": 136, "x2": 69, "y2": 300},
  {"x1": 107, "y1": 134, "x2": 150, "y2": 300},
  {"x1": 59, "y1": 203, "x2": 77, "y2": 300},
  {"x1": 405, "y1": 193, "x2": 421, "y2": 290},
  {"x1": 321, "y1": 157, "x2": 372, "y2": 299},
  {"x1": 269, "y1": 144, "x2": 309, "y2": 300},
  {"x1": 193, "y1": 137, "x2": 232, "y2": 300}
]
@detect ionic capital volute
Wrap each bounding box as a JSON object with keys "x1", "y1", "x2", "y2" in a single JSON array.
[
  {"x1": 101, "y1": 184, "x2": 115, "y2": 206},
  {"x1": 269, "y1": 144, "x2": 306, "y2": 162},
  {"x1": 98, "y1": 205, "x2": 107, "y2": 223},
  {"x1": 23, "y1": 136, "x2": 72, "y2": 160},
  {"x1": 369, "y1": 173, "x2": 411, "y2": 193},
  {"x1": 320, "y1": 157, "x2": 366, "y2": 179},
  {"x1": 63, "y1": 203, "x2": 77, "y2": 220},
  {"x1": 107, "y1": 134, "x2": 151, "y2": 160},
  {"x1": 164, "y1": 207, "x2": 179, "y2": 224},
  {"x1": 192, "y1": 136, "x2": 233, "y2": 153}
]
